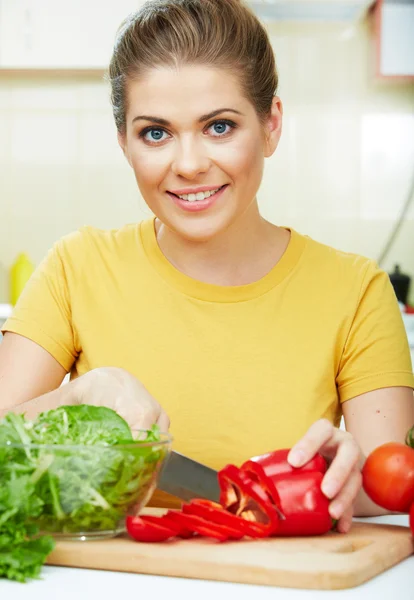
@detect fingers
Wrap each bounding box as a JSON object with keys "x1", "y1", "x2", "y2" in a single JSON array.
[
  {"x1": 156, "y1": 410, "x2": 170, "y2": 433},
  {"x1": 288, "y1": 419, "x2": 334, "y2": 467},
  {"x1": 321, "y1": 435, "x2": 361, "y2": 499},
  {"x1": 138, "y1": 404, "x2": 163, "y2": 430},
  {"x1": 336, "y1": 505, "x2": 354, "y2": 534},
  {"x1": 327, "y1": 467, "x2": 362, "y2": 520},
  {"x1": 287, "y1": 419, "x2": 363, "y2": 534}
]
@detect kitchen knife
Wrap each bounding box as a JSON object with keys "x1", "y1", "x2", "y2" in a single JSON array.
[{"x1": 157, "y1": 450, "x2": 221, "y2": 502}]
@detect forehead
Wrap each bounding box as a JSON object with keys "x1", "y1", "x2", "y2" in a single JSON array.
[{"x1": 125, "y1": 65, "x2": 252, "y2": 124}]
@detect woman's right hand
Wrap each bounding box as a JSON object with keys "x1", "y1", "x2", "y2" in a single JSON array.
[
  {"x1": 76, "y1": 367, "x2": 170, "y2": 432},
  {"x1": 0, "y1": 333, "x2": 169, "y2": 432}
]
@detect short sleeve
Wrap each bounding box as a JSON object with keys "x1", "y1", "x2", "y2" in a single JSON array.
[
  {"x1": 337, "y1": 261, "x2": 414, "y2": 402},
  {"x1": 1, "y1": 239, "x2": 78, "y2": 371}
]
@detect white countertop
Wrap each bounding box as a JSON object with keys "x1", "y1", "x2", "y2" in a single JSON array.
[{"x1": 2, "y1": 515, "x2": 413, "y2": 600}]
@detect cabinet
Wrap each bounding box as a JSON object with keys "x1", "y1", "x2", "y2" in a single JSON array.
[
  {"x1": 0, "y1": 0, "x2": 143, "y2": 71},
  {"x1": 374, "y1": 0, "x2": 414, "y2": 79}
]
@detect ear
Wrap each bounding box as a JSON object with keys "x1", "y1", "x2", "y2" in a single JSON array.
[
  {"x1": 263, "y1": 96, "x2": 283, "y2": 158},
  {"x1": 117, "y1": 131, "x2": 132, "y2": 167}
]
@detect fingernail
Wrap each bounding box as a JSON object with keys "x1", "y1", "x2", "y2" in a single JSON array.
[
  {"x1": 322, "y1": 480, "x2": 338, "y2": 498},
  {"x1": 288, "y1": 449, "x2": 306, "y2": 467},
  {"x1": 338, "y1": 519, "x2": 352, "y2": 534},
  {"x1": 329, "y1": 502, "x2": 342, "y2": 519}
]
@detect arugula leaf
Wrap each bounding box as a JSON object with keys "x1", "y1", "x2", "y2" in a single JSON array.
[
  {"x1": 0, "y1": 405, "x2": 165, "y2": 583},
  {"x1": 32, "y1": 404, "x2": 134, "y2": 446}
]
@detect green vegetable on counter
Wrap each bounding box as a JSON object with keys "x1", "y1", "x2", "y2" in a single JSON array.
[{"x1": 0, "y1": 405, "x2": 164, "y2": 583}]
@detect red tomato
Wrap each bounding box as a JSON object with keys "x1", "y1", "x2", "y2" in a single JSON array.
[
  {"x1": 362, "y1": 442, "x2": 414, "y2": 512},
  {"x1": 410, "y1": 503, "x2": 414, "y2": 536}
]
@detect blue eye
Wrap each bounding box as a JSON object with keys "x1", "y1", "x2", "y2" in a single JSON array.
[
  {"x1": 213, "y1": 122, "x2": 227, "y2": 134},
  {"x1": 141, "y1": 128, "x2": 168, "y2": 143},
  {"x1": 208, "y1": 120, "x2": 236, "y2": 137}
]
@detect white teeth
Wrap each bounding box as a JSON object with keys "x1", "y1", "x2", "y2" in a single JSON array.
[{"x1": 177, "y1": 187, "x2": 221, "y2": 201}]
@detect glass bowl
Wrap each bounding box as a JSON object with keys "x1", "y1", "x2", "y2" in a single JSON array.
[{"x1": 1, "y1": 430, "x2": 172, "y2": 541}]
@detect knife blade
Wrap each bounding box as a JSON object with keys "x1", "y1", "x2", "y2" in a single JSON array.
[{"x1": 157, "y1": 450, "x2": 221, "y2": 502}]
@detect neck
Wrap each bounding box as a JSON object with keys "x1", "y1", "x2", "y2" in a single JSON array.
[{"x1": 155, "y1": 202, "x2": 290, "y2": 286}]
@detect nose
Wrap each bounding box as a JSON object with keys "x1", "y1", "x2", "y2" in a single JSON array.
[{"x1": 171, "y1": 136, "x2": 210, "y2": 179}]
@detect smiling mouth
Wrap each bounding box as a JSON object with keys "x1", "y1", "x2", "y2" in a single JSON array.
[{"x1": 169, "y1": 185, "x2": 226, "y2": 202}]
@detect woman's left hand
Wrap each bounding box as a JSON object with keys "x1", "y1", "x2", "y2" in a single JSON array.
[{"x1": 287, "y1": 419, "x2": 364, "y2": 533}]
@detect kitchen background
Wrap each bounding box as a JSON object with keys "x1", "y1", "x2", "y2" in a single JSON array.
[{"x1": 0, "y1": 0, "x2": 413, "y2": 357}]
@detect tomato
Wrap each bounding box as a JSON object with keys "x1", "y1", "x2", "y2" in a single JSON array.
[
  {"x1": 410, "y1": 503, "x2": 414, "y2": 536},
  {"x1": 126, "y1": 515, "x2": 176, "y2": 542},
  {"x1": 362, "y1": 442, "x2": 414, "y2": 512}
]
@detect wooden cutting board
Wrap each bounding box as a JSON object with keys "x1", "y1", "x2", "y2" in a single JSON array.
[{"x1": 46, "y1": 510, "x2": 413, "y2": 590}]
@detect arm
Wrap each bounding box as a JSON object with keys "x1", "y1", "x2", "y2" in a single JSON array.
[
  {"x1": 343, "y1": 385, "x2": 414, "y2": 517},
  {"x1": 0, "y1": 332, "x2": 169, "y2": 430},
  {"x1": 0, "y1": 332, "x2": 70, "y2": 417}
]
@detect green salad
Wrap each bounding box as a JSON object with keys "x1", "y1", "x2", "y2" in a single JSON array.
[{"x1": 0, "y1": 405, "x2": 166, "y2": 583}]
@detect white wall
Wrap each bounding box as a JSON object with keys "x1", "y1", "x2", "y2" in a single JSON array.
[{"x1": 0, "y1": 16, "x2": 413, "y2": 303}]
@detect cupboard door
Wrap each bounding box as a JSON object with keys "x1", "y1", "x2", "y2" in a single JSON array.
[{"x1": 0, "y1": 0, "x2": 142, "y2": 69}]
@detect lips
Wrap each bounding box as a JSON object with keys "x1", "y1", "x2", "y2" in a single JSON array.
[
  {"x1": 168, "y1": 184, "x2": 226, "y2": 196},
  {"x1": 167, "y1": 184, "x2": 228, "y2": 212}
]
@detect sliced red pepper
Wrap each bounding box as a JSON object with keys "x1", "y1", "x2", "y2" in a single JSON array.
[
  {"x1": 410, "y1": 502, "x2": 414, "y2": 536},
  {"x1": 126, "y1": 515, "x2": 176, "y2": 542},
  {"x1": 139, "y1": 514, "x2": 193, "y2": 539},
  {"x1": 182, "y1": 502, "x2": 244, "y2": 539},
  {"x1": 184, "y1": 499, "x2": 266, "y2": 538},
  {"x1": 218, "y1": 464, "x2": 281, "y2": 536},
  {"x1": 271, "y1": 471, "x2": 332, "y2": 536},
  {"x1": 166, "y1": 510, "x2": 230, "y2": 541}
]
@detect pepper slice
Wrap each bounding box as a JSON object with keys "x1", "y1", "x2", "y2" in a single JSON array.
[
  {"x1": 166, "y1": 510, "x2": 231, "y2": 541},
  {"x1": 139, "y1": 514, "x2": 193, "y2": 539},
  {"x1": 126, "y1": 515, "x2": 176, "y2": 542},
  {"x1": 182, "y1": 501, "x2": 245, "y2": 539},
  {"x1": 218, "y1": 464, "x2": 281, "y2": 536},
  {"x1": 183, "y1": 499, "x2": 266, "y2": 538}
]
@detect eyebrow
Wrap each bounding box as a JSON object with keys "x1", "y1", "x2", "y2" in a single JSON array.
[{"x1": 132, "y1": 108, "x2": 243, "y2": 126}]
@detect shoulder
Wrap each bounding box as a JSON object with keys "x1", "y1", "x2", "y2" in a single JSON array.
[
  {"x1": 56, "y1": 222, "x2": 140, "y2": 258},
  {"x1": 293, "y1": 228, "x2": 385, "y2": 291}
]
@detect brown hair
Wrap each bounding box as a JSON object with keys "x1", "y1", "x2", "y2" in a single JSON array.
[{"x1": 108, "y1": 0, "x2": 278, "y2": 134}]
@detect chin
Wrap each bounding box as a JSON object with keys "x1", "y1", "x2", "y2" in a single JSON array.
[{"x1": 160, "y1": 211, "x2": 236, "y2": 244}]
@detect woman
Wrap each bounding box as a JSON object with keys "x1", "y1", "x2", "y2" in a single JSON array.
[{"x1": 0, "y1": 0, "x2": 413, "y2": 533}]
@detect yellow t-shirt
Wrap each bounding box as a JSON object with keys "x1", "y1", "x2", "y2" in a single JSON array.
[{"x1": 3, "y1": 219, "x2": 413, "y2": 471}]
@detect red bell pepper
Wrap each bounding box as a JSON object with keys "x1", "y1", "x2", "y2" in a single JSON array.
[
  {"x1": 218, "y1": 464, "x2": 282, "y2": 536},
  {"x1": 270, "y1": 471, "x2": 332, "y2": 536},
  {"x1": 138, "y1": 514, "x2": 193, "y2": 539},
  {"x1": 240, "y1": 450, "x2": 332, "y2": 536},
  {"x1": 243, "y1": 449, "x2": 326, "y2": 484},
  {"x1": 183, "y1": 499, "x2": 261, "y2": 538},
  {"x1": 126, "y1": 515, "x2": 176, "y2": 542},
  {"x1": 166, "y1": 510, "x2": 235, "y2": 541},
  {"x1": 182, "y1": 503, "x2": 245, "y2": 539},
  {"x1": 126, "y1": 449, "x2": 333, "y2": 544}
]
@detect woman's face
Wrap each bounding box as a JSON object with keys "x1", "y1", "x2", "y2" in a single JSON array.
[{"x1": 119, "y1": 65, "x2": 282, "y2": 242}]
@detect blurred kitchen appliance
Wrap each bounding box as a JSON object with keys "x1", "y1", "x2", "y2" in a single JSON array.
[{"x1": 389, "y1": 264, "x2": 411, "y2": 305}]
